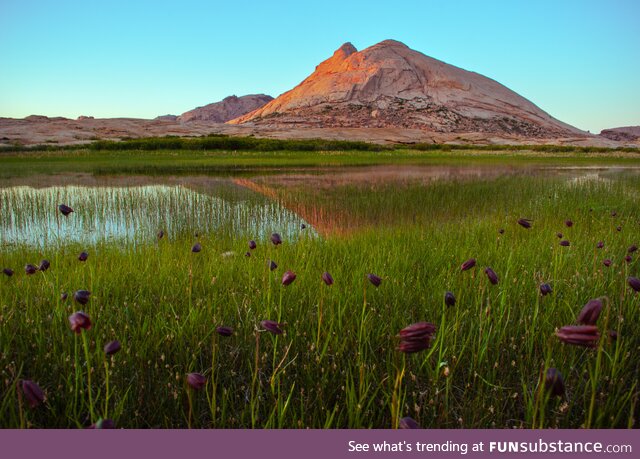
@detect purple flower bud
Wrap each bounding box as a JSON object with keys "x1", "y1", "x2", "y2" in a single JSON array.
[
  {"x1": 216, "y1": 326, "x2": 233, "y2": 337},
  {"x1": 556, "y1": 232, "x2": 563, "y2": 239},
  {"x1": 366, "y1": 273, "x2": 382, "y2": 287},
  {"x1": 3, "y1": 268, "x2": 14, "y2": 277},
  {"x1": 78, "y1": 251, "x2": 89, "y2": 262},
  {"x1": 261, "y1": 320, "x2": 284, "y2": 335},
  {"x1": 498, "y1": 228, "x2": 505, "y2": 235},
  {"x1": 444, "y1": 291, "x2": 456, "y2": 307},
  {"x1": 460, "y1": 258, "x2": 476, "y2": 272},
  {"x1": 596, "y1": 241, "x2": 604, "y2": 249},
  {"x1": 87, "y1": 418, "x2": 115, "y2": 429},
  {"x1": 565, "y1": 220, "x2": 573, "y2": 227},
  {"x1": 603, "y1": 259, "x2": 612, "y2": 267},
  {"x1": 69, "y1": 311, "x2": 91, "y2": 334},
  {"x1": 270, "y1": 233, "x2": 282, "y2": 246},
  {"x1": 191, "y1": 243, "x2": 201, "y2": 253},
  {"x1": 60, "y1": 292, "x2": 68, "y2": 301},
  {"x1": 625, "y1": 255, "x2": 633, "y2": 264},
  {"x1": 517, "y1": 218, "x2": 532, "y2": 229},
  {"x1": 58, "y1": 204, "x2": 74, "y2": 216},
  {"x1": 282, "y1": 271, "x2": 296, "y2": 286},
  {"x1": 73, "y1": 290, "x2": 91, "y2": 305},
  {"x1": 157, "y1": 230, "x2": 164, "y2": 240},
  {"x1": 38, "y1": 260, "x2": 50, "y2": 272},
  {"x1": 559, "y1": 240, "x2": 570, "y2": 247},
  {"x1": 484, "y1": 267, "x2": 499, "y2": 285},
  {"x1": 611, "y1": 211, "x2": 617, "y2": 217},
  {"x1": 555, "y1": 325, "x2": 600, "y2": 348},
  {"x1": 245, "y1": 251, "x2": 251, "y2": 257},
  {"x1": 397, "y1": 322, "x2": 437, "y2": 353},
  {"x1": 616, "y1": 226, "x2": 622, "y2": 232},
  {"x1": 628, "y1": 244, "x2": 638, "y2": 254},
  {"x1": 322, "y1": 271, "x2": 334, "y2": 286},
  {"x1": 20, "y1": 380, "x2": 45, "y2": 408},
  {"x1": 608, "y1": 330, "x2": 618, "y2": 341},
  {"x1": 628, "y1": 277, "x2": 640, "y2": 292},
  {"x1": 539, "y1": 283, "x2": 552, "y2": 296},
  {"x1": 577, "y1": 299, "x2": 603, "y2": 325},
  {"x1": 399, "y1": 417, "x2": 420, "y2": 429},
  {"x1": 25, "y1": 264, "x2": 37, "y2": 275},
  {"x1": 544, "y1": 368, "x2": 565, "y2": 397},
  {"x1": 186, "y1": 372, "x2": 206, "y2": 390},
  {"x1": 104, "y1": 340, "x2": 121, "y2": 355},
  {"x1": 268, "y1": 260, "x2": 278, "y2": 271},
  {"x1": 248, "y1": 240, "x2": 257, "y2": 250}
]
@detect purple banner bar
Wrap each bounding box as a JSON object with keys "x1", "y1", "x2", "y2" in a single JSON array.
[{"x1": 1, "y1": 429, "x2": 637, "y2": 459}]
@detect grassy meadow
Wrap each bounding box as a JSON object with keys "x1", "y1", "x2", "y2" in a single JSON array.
[{"x1": 1, "y1": 142, "x2": 639, "y2": 428}]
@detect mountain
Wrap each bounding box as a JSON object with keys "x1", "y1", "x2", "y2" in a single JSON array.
[
  {"x1": 229, "y1": 40, "x2": 584, "y2": 138},
  {"x1": 179, "y1": 94, "x2": 273, "y2": 123},
  {"x1": 599, "y1": 126, "x2": 640, "y2": 142}
]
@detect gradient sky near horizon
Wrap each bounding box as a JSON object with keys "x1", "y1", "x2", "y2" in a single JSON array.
[{"x1": 1, "y1": 0, "x2": 638, "y2": 133}]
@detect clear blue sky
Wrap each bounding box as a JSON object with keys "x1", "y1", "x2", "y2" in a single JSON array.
[{"x1": 1, "y1": 0, "x2": 638, "y2": 132}]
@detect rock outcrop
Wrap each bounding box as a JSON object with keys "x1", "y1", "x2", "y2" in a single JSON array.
[
  {"x1": 599, "y1": 126, "x2": 640, "y2": 142},
  {"x1": 179, "y1": 94, "x2": 273, "y2": 123},
  {"x1": 229, "y1": 40, "x2": 584, "y2": 138}
]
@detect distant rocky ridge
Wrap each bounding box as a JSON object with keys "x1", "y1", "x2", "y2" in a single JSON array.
[
  {"x1": 178, "y1": 94, "x2": 273, "y2": 123},
  {"x1": 230, "y1": 40, "x2": 585, "y2": 139},
  {"x1": 599, "y1": 126, "x2": 640, "y2": 142}
]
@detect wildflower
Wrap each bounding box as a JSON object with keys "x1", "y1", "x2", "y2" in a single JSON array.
[
  {"x1": 460, "y1": 258, "x2": 476, "y2": 271},
  {"x1": 484, "y1": 267, "x2": 499, "y2": 285},
  {"x1": 104, "y1": 340, "x2": 121, "y2": 355},
  {"x1": 628, "y1": 277, "x2": 640, "y2": 292},
  {"x1": 555, "y1": 325, "x2": 599, "y2": 348},
  {"x1": 444, "y1": 291, "x2": 456, "y2": 306},
  {"x1": 68, "y1": 311, "x2": 92, "y2": 334},
  {"x1": 78, "y1": 251, "x2": 89, "y2": 262},
  {"x1": 399, "y1": 417, "x2": 420, "y2": 429},
  {"x1": 322, "y1": 272, "x2": 334, "y2": 286},
  {"x1": 2, "y1": 268, "x2": 14, "y2": 277},
  {"x1": 87, "y1": 419, "x2": 115, "y2": 429},
  {"x1": 73, "y1": 290, "x2": 91, "y2": 305},
  {"x1": 191, "y1": 243, "x2": 202, "y2": 253},
  {"x1": 248, "y1": 240, "x2": 257, "y2": 250},
  {"x1": 282, "y1": 271, "x2": 296, "y2": 286},
  {"x1": 270, "y1": 233, "x2": 282, "y2": 245},
  {"x1": 38, "y1": 260, "x2": 50, "y2": 271},
  {"x1": 20, "y1": 380, "x2": 45, "y2": 408},
  {"x1": 596, "y1": 241, "x2": 604, "y2": 249},
  {"x1": 58, "y1": 204, "x2": 74, "y2": 216},
  {"x1": 565, "y1": 220, "x2": 573, "y2": 227},
  {"x1": 539, "y1": 283, "x2": 552, "y2": 296},
  {"x1": 603, "y1": 259, "x2": 612, "y2": 267},
  {"x1": 269, "y1": 260, "x2": 278, "y2": 271},
  {"x1": 25, "y1": 264, "x2": 37, "y2": 275},
  {"x1": 186, "y1": 373, "x2": 206, "y2": 390},
  {"x1": 577, "y1": 299, "x2": 603, "y2": 325},
  {"x1": 544, "y1": 368, "x2": 565, "y2": 397},
  {"x1": 366, "y1": 273, "x2": 382, "y2": 287},
  {"x1": 215, "y1": 326, "x2": 233, "y2": 337},
  {"x1": 517, "y1": 218, "x2": 532, "y2": 229},
  {"x1": 261, "y1": 320, "x2": 284, "y2": 335},
  {"x1": 559, "y1": 240, "x2": 570, "y2": 247},
  {"x1": 397, "y1": 322, "x2": 437, "y2": 353}
]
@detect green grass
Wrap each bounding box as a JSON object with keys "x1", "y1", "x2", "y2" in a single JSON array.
[{"x1": 1, "y1": 170, "x2": 639, "y2": 428}]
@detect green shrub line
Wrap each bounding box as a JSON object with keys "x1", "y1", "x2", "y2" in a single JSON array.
[{"x1": 1, "y1": 134, "x2": 639, "y2": 154}]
